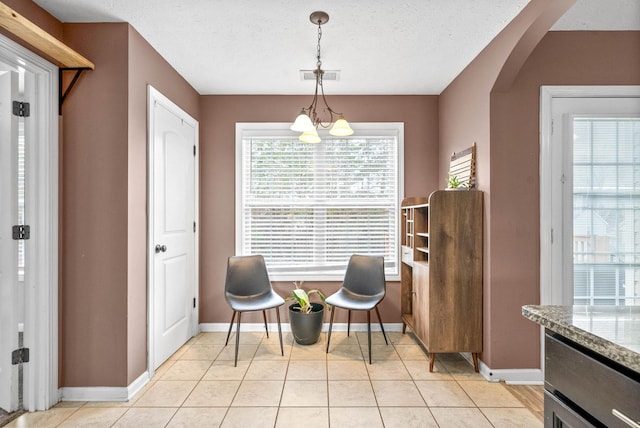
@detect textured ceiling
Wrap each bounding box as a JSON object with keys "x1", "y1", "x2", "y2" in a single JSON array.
[{"x1": 32, "y1": 0, "x2": 640, "y2": 95}]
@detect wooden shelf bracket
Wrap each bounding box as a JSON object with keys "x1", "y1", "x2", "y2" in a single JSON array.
[{"x1": 59, "y1": 67, "x2": 91, "y2": 114}]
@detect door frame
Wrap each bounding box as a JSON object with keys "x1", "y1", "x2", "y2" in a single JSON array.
[
  {"x1": 0, "y1": 35, "x2": 59, "y2": 411},
  {"x1": 539, "y1": 85, "x2": 640, "y2": 371},
  {"x1": 146, "y1": 85, "x2": 199, "y2": 378}
]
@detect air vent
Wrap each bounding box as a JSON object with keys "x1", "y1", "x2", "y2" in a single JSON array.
[{"x1": 300, "y1": 70, "x2": 340, "y2": 81}]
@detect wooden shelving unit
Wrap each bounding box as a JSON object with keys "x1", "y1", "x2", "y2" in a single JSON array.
[
  {"x1": 400, "y1": 196, "x2": 429, "y2": 263},
  {"x1": 400, "y1": 191, "x2": 483, "y2": 372}
]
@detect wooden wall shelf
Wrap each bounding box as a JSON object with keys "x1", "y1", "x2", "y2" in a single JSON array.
[
  {"x1": 0, "y1": 2, "x2": 95, "y2": 113},
  {"x1": 0, "y1": 2, "x2": 94, "y2": 69}
]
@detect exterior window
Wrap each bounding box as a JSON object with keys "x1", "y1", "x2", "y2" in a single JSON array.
[
  {"x1": 573, "y1": 117, "x2": 640, "y2": 306},
  {"x1": 236, "y1": 123, "x2": 403, "y2": 281}
]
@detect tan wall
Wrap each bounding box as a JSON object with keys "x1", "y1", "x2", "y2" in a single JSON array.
[
  {"x1": 199, "y1": 95, "x2": 439, "y2": 325},
  {"x1": 488, "y1": 30, "x2": 640, "y2": 369}
]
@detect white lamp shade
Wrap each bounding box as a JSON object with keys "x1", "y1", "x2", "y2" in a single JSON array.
[
  {"x1": 299, "y1": 128, "x2": 321, "y2": 143},
  {"x1": 291, "y1": 111, "x2": 315, "y2": 132},
  {"x1": 329, "y1": 117, "x2": 354, "y2": 136}
]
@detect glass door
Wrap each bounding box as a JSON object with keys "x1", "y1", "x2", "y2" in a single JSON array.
[
  {"x1": 572, "y1": 116, "x2": 640, "y2": 306},
  {"x1": 549, "y1": 95, "x2": 640, "y2": 306}
]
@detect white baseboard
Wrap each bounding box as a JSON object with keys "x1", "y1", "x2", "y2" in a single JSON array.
[
  {"x1": 127, "y1": 371, "x2": 151, "y2": 399},
  {"x1": 60, "y1": 371, "x2": 150, "y2": 402},
  {"x1": 478, "y1": 360, "x2": 543, "y2": 385},
  {"x1": 199, "y1": 322, "x2": 405, "y2": 333}
]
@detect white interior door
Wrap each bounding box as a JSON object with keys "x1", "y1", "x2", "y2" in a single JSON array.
[
  {"x1": 149, "y1": 87, "x2": 198, "y2": 370},
  {"x1": 0, "y1": 69, "x2": 20, "y2": 413}
]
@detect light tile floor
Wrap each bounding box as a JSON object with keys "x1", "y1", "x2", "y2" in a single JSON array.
[{"x1": 6, "y1": 331, "x2": 542, "y2": 427}]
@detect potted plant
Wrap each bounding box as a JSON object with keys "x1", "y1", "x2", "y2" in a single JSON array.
[
  {"x1": 447, "y1": 174, "x2": 468, "y2": 190},
  {"x1": 286, "y1": 282, "x2": 327, "y2": 345}
]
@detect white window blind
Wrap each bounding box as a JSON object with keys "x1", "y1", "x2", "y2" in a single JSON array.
[{"x1": 236, "y1": 123, "x2": 403, "y2": 281}]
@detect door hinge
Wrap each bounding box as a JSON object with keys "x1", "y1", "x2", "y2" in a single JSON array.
[
  {"x1": 12, "y1": 225, "x2": 30, "y2": 240},
  {"x1": 12, "y1": 101, "x2": 30, "y2": 117},
  {"x1": 193, "y1": 297, "x2": 196, "y2": 308},
  {"x1": 12, "y1": 348, "x2": 29, "y2": 365},
  {"x1": 193, "y1": 221, "x2": 196, "y2": 233},
  {"x1": 193, "y1": 145, "x2": 196, "y2": 156}
]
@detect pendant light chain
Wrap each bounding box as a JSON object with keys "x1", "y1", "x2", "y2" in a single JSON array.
[
  {"x1": 316, "y1": 23, "x2": 322, "y2": 69},
  {"x1": 315, "y1": 22, "x2": 326, "y2": 107},
  {"x1": 290, "y1": 11, "x2": 354, "y2": 142}
]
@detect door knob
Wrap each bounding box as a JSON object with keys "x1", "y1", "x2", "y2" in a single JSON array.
[{"x1": 155, "y1": 244, "x2": 167, "y2": 253}]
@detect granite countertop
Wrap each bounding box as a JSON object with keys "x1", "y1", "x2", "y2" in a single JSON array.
[{"x1": 522, "y1": 305, "x2": 640, "y2": 375}]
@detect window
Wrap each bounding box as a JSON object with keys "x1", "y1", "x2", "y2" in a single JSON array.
[{"x1": 236, "y1": 123, "x2": 403, "y2": 281}]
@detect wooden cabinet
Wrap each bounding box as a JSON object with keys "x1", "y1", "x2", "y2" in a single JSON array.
[
  {"x1": 400, "y1": 191, "x2": 483, "y2": 372},
  {"x1": 545, "y1": 333, "x2": 640, "y2": 427}
]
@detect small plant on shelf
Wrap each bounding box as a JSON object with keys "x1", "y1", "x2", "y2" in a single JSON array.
[{"x1": 447, "y1": 174, "x2": 468, "y2": 190}]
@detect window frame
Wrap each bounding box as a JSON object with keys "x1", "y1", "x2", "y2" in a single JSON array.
[{"x1": 235, "y1": 122, "x2": 404, "y2": 281}]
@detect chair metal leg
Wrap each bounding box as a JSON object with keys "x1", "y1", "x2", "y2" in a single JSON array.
[
  {"x1": 262, "y1": 310, "x2": 269, "y2": 338},
  {"x1": 225, "y1": 311, "x2": 237, "y2": 346},
  {"x1": 347, "y1": 310, "x2": 351, "y2": 337},
  {"x1": 367, "y1": 310, "x2": 372, "y2": 364},
  {"x1": 234, "y1": 312, "x2": 242, "y2": 367},
  {"x1": 375, "y1": 306, "x2": 388, "y2": 345},
  {"x1": 326, "y1": 307, "x2": 336, "y2": 353},
  {"x1": 276, "y1": 307, "x2": 283, "y2": 356}
]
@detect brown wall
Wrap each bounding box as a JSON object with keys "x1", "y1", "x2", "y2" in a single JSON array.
[
  {"x1": 8, "y1": 0, "x2": 640, "y2": 389},
  {"x1": 488, "y1": 30, "x2": 640, "y2": 369},
  {"x1": 199, "y1": 95, "x2": 439, "y2": 325},
  {"x1": 127, "y1": 26, "x2": 199, "y2": 384},
  {"x1": 60, "y1": 22, "x2": 199, "y2": 387},
  {"x1": 439, "y1": 0, "x2": 575, "y2": 370},
  {"x1": 61, "y1": 22, "x2": 130, "y2": 387}
]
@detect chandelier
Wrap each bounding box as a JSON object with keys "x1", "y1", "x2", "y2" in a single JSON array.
[{"x1": 291, "y1": 11, "x2": 353, "y2": 143}]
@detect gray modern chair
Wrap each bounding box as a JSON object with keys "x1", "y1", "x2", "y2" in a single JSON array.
[
  {"x1": 325, "y1": 254, "x2": 388, "y2": 364},
  {"x1": 224, "y1": 255, "x2": 284, "y2": 366}
]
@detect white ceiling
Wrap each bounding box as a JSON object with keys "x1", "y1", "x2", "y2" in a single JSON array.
[{"x1": 33, "y1": 0, "x2": 640, "y2": 95}]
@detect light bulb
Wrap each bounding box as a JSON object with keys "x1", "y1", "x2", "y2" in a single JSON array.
[
  {"x1": 291, "y1": 109, "x2": 315, "y2": 132},
  {"x1": 299, "y1": 128, "x2": 321, "y2": 143},
  {"x1": 329, "y1": 116, "x2": 354, "y2": 136}
]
